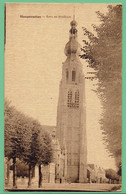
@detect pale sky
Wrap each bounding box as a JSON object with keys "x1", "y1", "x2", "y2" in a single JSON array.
[{"x1": 5, "y1": 3, "x2": 118, "y2": 170}]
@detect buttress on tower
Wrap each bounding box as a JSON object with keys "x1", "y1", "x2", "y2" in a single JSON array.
[{"x1": 56, "y1": 18, "x2": 87, "y2": 183}]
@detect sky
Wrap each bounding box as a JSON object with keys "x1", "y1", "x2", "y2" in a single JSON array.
[{"x1": 5, "y1": 3, "x2": 118, "y2": 170}]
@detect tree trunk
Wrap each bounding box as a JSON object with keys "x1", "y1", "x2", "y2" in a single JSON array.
[
  {"x1": 38, "y1": 164, "x2": 42, "y2": 188},
  {"x1": 28, "y1": 163, "x2": 32, "y2": 187},
  {"x1": 5, "y1": 158, "x2": 10, "y2": 185},
  {"x1": 32, "y1": 165, "x2": 35, "y2": 178},
  {"x1": 13, "y1": 157, "x2": 17, "y2": 188},
  {"x1": 7, "y1": 159, "x2": 10, "y2": 184}
]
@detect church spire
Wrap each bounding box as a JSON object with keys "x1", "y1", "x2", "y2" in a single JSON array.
[
  {"x1": 69, "y1": 6, "x2": 77, "y2": 37},
  {"x1": 64, "y1": 16, "x2": 80, "y2": 56},
  {"x1": 73, "y1": 6, "x2": 75, "y2": 21}
]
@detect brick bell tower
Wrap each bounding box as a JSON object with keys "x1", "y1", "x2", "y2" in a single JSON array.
[{"x1": 56, "y1": 17, "x2": 87, "y2": 183}]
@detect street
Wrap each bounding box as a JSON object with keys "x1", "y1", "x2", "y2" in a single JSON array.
[{"x1": 5, "y1": 183, "x2": 121, "y2": 192}]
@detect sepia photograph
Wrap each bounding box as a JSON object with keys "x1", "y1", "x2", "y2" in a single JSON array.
[{"x1": 4, "y1": 3, "x2": 122, "y2": 192}]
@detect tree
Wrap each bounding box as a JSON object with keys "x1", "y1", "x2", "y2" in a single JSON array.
[
  {"x1": 5, "y1": 100, "x2": 38, "y2": 187},
  {"x1": 21, "y1": 119, "x2": 40, "y2": 187},
  {"x1": 36, "y1": 131, "x2": 52, "y2": 188},
  {"x1": 4, "y1": 100, "x2": 27, "y2": 188},
  {"x1": 117, "y1": 161, "x2": 122, "y2": 176},
  {"x1": 80, "y1": 5, "x2": 122, "y2": 167},
  {"x1": 22, "y1": 120, "x2": 53, "y2": 188},
  {"x1": 105, "y1": 169, "x2": 119, "y2": 183}
]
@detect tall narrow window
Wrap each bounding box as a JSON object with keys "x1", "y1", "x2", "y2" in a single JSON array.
[
  {"x1": 66, "y1": 69, "x2": 69, "y2": 80},
  {"x1": 72, "y1": 71, "x2": 76, "y2": 81},
  {"x1": 67, "y1": 90, "x2": 72, "y2": 107},
  {"x1": 75, "y1": 90, "x2": 79, "y2": 108}
]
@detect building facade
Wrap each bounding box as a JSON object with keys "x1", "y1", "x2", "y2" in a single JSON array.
[
  {"x1": 56, "y1": 18, "x2": 87, "y2": 183},
  {"x1": 41, "y1": 126, "x2": 67, "y2": 183},
  {"x1": 87, "y1": 164, "x2": 106, "y2": 183}
]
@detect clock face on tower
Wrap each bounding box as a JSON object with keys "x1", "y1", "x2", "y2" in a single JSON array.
[{"x1": 67, "y1": 90, "x2": 79, "y2": 108}]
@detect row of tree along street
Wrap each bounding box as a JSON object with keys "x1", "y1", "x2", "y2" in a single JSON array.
[
  {"x1": 4, "y1": 97, "x2": 121, "y2": 189},
  {"x1": 4, "y1": 100, "x2": 53, "y2": 188},
  {"x1": 80, "y1": 4, "x2": 122, "y2": 175}
]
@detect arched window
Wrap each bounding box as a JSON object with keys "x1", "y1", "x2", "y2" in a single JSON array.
[
  {"x1": 72, "y1": 70, "x2": 76, "y2": 81},
  {"x1": 75, "y1": 90, "x2": 79, "y2": 108},
  {"x1": 67, "y1": 90, "x2": 72, "y2": 107}
]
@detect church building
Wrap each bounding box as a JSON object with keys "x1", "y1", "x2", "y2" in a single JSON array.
[
  {"x1": 56, "y1": 17, "x2": 87, "y2": 183},
  {"x1": 4, "y1": 17, "x2": 88, "y2": 187}
]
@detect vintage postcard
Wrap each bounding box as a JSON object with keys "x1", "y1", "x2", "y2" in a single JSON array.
[{"x1": 4, "y1": 3, "x2": 122, "y2": 192}]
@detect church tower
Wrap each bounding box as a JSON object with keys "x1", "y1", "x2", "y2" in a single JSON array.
[{"x1": 56, "y1": 18, "x2": 87, "y2": 183}]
